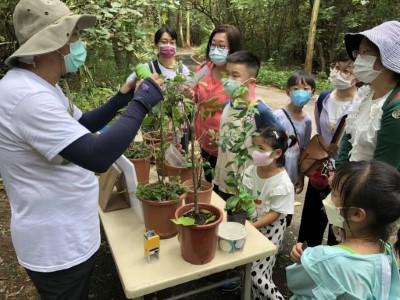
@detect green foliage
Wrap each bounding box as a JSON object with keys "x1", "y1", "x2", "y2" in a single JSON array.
[
  {"x1": 225, "y1": 186, "x2": 256, "y2": 213},
  {"x1": 257, "y1": 65, "x2": 332, "y2": 93},
  {"x1": 171, "y1": 209, "x2": 216, "y2": 226},
  {"x1": 136, "y1": 182, "x2": 188, "y2": 202},
  {"x1": 213, "y1": 87, "x2": 258, "y2": 214},
  {"x1": 124, "y1": 143, "x2": 152, "y2": 159},
  {"x1": 257, "y1": 66, "x2": 294, "y2": 90}
]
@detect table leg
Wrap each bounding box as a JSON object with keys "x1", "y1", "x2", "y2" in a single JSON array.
[{"x1": 241, "y1": 263, "x2": 251, "y2": 300}]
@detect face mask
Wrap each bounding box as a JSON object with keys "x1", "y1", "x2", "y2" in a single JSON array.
[
  {"x1": 329, "y1": 71, "x2": 355, "y2": 90},
  {"x1": 159, "y1": 44, "x2": 176, "y2": 59},
  {"x1": 353, "y1": 55, "x2": 382, "y2": 83},
  {"x1": 251, "y1": 150, "x2": 274, "y2": 166},
  {"x1": 209, "y1": 48, "x2": 229, "y2": 66},
  {"x1": 222, "y1": 78, "x2": 253, "y2": 98},
  {"x1": 322, "y1": 194, "x2": 345, "y2": 228},
  {"x1": 290, "y1": 90, "x2": 312, "y2": 107},
  {"x1": 61, "y1": 40, "x2": 87, "y2": 73}
]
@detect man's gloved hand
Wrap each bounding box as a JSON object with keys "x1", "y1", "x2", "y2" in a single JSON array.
[{"x1": 132, "y1": 76, "x2": 164, "y2": 112}]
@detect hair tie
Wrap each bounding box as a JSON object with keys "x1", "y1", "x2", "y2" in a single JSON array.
[{"x1": 273, "y1": 130, "x2": 279, "y2": 139}]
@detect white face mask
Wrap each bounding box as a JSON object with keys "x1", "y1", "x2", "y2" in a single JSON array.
[
  {"x1": 353, "y1": 55, "x2": 382, "y2": 83},
  {"x1": 329, "y1": 71, "x2": 355, "y2": 90},
  {"x1": 322, "y1": 194, "x2": 345, "y2": 228}
]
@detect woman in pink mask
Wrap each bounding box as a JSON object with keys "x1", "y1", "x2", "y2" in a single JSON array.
[{"x1": 127, "y1": 26, "x2": 190, "y2": 81}]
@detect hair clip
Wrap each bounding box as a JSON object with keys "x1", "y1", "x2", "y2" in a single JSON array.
[{"x1": 273, "y1": 130, "x2": 279, "y2": 139}]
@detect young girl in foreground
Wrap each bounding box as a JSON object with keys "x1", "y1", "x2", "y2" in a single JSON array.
[
  {"x1": 287, "y1": 160, "x2": 400, "y2": 299},
  {"x1": 242, "y1": 126, "x2": 296, "y2": 300}
]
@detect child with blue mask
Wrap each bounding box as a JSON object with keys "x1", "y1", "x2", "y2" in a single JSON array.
[
  {"x1": 274, "y1": 71, "x2": 315, "y2": 194},
  {"x1": 215, "y1": 51, "x2": 283, "y2": 202},
  {"x1": 215, "y1": 51, "x2": 283, "y2": 294}
]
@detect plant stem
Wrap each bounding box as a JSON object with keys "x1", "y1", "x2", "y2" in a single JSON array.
[{"x1": 160, "y1": 101, "x2": 165, "y2": 185}]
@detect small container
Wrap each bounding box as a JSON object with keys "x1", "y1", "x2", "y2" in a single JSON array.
[
  {"x1": 165, "y1": 144, "x2": 186, "y2": 167},
  {"x1": 218, "y1": 222, "x2": 248, "y2": 254},
  {"x1": 144, "y1": 230, "x2": 160, "y2": 263}
]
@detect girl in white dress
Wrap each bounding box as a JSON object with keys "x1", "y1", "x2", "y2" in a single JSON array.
[{"x1": 242, "y1": 126, "x2": 296, "y2": 300}]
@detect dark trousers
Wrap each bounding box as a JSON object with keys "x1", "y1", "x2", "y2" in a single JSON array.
[
  {"x1": 218, "y1": 190, "x2": 230, "y2": 201},
  {"x1": 25, "y1": 252, "x2": 97, "y2": 300},
  {"x1": 201, "y1": 148, "x2": 219, "y2": 193},
  {"x1": 297, "y1": 182, "x2": 337, "y2": 246}
]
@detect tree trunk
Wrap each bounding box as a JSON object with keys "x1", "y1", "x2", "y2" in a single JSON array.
[
  {"x1": 178, "y1": 9, "x2": 184, "y2": 48},
  {"x1": 185, "y1": 4, "x2": 191, "y2": 48},
  {"x1": 304, "y1": 0, "x2": 321, "y2": 72}
]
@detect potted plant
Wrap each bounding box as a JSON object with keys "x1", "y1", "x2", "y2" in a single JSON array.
[
  {"x1": 135, "y1": 63, "x2": 189, "y2": 239},
  {"x1": 169, "y1": 64, "x2": 223, "y2": 264},
  {"x1": 124, "y1": 141, "x2": 152, "y2": 184},
  {"x1": 212, "y1": 91, "x2": 259, "y2": 225}
]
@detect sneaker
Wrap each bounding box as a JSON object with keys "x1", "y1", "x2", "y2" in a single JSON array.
[{"x1": 220, "y1": 269, "x2": 242, "y2": 292}]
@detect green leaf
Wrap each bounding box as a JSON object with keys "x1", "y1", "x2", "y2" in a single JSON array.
[
  {"x1": 204, "y1": 98, "x2": 219, "y2": 109},
  {"x1": 171, "y1": 217, "x2": 196, "y2": 226}
]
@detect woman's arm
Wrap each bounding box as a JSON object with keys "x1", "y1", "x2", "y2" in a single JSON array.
[
  {"x1": 335, "y1": 133, "x2": 352, "y2": 169},
  {"x1": 373, "y1": 101, "x2": 400, "y2": 170}
]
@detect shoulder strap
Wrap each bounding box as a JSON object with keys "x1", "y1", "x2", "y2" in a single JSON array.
[
  {"x1": 329, "y1": 114, "x2": 347, "y2": 155},
  {"x1": 147, "y1": 62, "x2": 154, "y2": 74},
  {"x1": 316, "y1": 90, "x2": 332, "y2": 116},
  {"x1": 178, "y1": 63, "x2": 183, "y2": 74},
  {"x1": 281, "y1": 108, "x2": 298, "y2": 137},
  {"x1": 152, "y1": 60, "x2": 163, "y2": 75}
]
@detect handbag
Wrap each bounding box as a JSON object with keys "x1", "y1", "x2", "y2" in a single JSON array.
[{"x1": 300, "y1": 115, "x2": 347, "y2": 177}]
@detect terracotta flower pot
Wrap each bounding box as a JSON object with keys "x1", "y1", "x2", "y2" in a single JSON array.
[
  {"x1": 139, "y1": 192, "x2": 186, "y2": 239},
  {"x1": 174, "y1": 203, "x2": 223, "y2": 265},
  {"x1": 181, "y1": 179, "x2": 213, "y2": 205},
  {"x1": 128, "y1": 155, "x2": 151, "y2": 184},
  {"x1": 142, "y1": 130, "x2": 173, "y2": 146},
  {"x1": 164, "y1": 162, "x2": 201, "y2": 183}
]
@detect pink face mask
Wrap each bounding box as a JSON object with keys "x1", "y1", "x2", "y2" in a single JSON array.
[
  {"x1": 159, "y1": 44, "x2": 176, "y2": 59},
  {"x1": 251, "y1": 150, "x2": 274, "y2": 166}
]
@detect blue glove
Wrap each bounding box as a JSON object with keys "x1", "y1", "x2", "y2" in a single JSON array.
[{"x1": 132, "y1": 77, "x2": 164, "y2": 112}]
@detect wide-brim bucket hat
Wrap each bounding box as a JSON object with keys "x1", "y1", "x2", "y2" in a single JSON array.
[
  {"x1": 344, "y1": 21, "x2": 400, "y2": 74},
  {"x1": 5, "y1": 0, "x2": 96, "y2": 67}
]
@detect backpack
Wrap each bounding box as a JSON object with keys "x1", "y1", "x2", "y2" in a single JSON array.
[
  {"x1": 316, "y1": 90, "x2": 332, "y2": 116},
  {"x1": 147, "y1": 60, "x2": 183, "y2": 75}
]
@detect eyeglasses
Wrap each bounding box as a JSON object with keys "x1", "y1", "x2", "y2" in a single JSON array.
[
  {"x1": 159, "y1": 40, "x2": 176, "y2": 46},
  {"x1": 209, "y1": 43, "x2": 228, "y2": 51},
  {"x1": 352, "y1": 49, "x2": 379, "y2": 59},
  {"x1": 329, "y1": 63, "x2": 354, "y2": 79}
]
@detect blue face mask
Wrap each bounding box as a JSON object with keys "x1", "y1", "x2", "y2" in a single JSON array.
[
  {"x1": 290, "y1": 90, "x2": 312, "y2": 107},
  {"x1": 222, "y1": 79, "x2": 242, "y2": 98},
  {"x1": 209, "y1": 48, "x2": 229, "y2": 66},
  {"x1": 222, "y1": 78, "x2": 253, "y2": 98},
  {"x1": 62, "y1": 40, "x2": 87, "y2": 73}
]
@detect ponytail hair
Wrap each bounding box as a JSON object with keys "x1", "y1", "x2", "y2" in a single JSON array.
[
  {"x1": 332, "y1": 161, "x2": 400, "y2": 257},
  {"x1": 395, "y1": 229, "x2": 400, "y2": 258}
]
